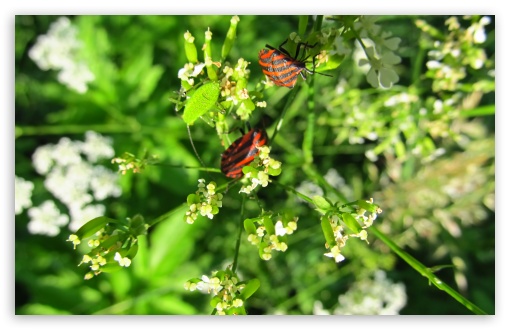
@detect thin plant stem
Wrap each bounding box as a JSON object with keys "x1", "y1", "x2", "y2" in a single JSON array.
[
  {"x1": 270, "y1": 86, "x2": 299, "y2": 145},
  {"x1": 370, "y1": 226, "x2": 488, "y2": 315},
  {"x1": 232, "y1": 193, "x2": 246, "y2": 273}
]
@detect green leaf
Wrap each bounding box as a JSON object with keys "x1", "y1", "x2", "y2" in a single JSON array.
[
  {"x1": 239, "y1": 278, "x2": 260, "y2": 300},
  {"x1": 210, "y1": 296, "x2": 222, "y2": 308},
  {"x1": 244, "y1": 218, "x2": 257, "y2": 235},
  {"x1": 74, "y1": 216, "x2": 118, "y2": 239},
  {"x1": 132, "y1": 235, "x2": 149, "y2": 279},
  {"x1": 107, "y1": 267, "x2": 131, "y2": 300},
  {"x1": 149, "y1": 204, "x2": 201, "y2": 277},
  {"x1": 182, "y1": 82, "x2": 220, "y2": 125},
  {"x1": 187, "y1": 193, "x2": 200, "y2": 205},
  {"x1": 313, "y1": 53, "x2": 344, "y2": 72},
  {"x1": 150, "y1": 294, "x2": 198, "y2": 315}
]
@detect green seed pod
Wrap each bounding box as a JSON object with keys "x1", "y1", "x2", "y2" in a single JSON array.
[
  {"x1": 342, "y1": 213, "x2": 362, "y2": 234},
  {"x1": 204, "y1": 28, "x2": 219, "y2": 81},
  {"x1": 320, "y1": 216, "x2": 336, "y2": 248},
  {"x1": 184, "y1": 30, "x2": 198, "y2": 63},
  {"x1": 221, "y1": 15, "x2": 240, "y2": 60},
  {"x1": 205, "y1": 56, "x2": 218, "y2": 81},
  {"x1": 262, "y1": 215, "x2": 275, "y2": 236}
]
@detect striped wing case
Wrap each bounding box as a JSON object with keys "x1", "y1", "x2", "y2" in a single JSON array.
[
  {"x1": 258, "y1": 48, "x2": 307, "y2": 88},
  {"x1": 221, "y1": 128, "x2": 268, "y2": 178}
]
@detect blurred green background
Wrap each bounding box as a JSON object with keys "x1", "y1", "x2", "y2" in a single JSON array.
[{"x1": 15, "y1": 15, "x2": 495, "y2": 315}]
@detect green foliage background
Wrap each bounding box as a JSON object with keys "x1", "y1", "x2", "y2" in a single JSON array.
[{"x1": 15, "y1": 15, "x2": 495, "y2": 315}]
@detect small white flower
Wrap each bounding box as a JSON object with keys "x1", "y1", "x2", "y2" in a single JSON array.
[
  {"x1": 28, "y1": 16, "x2": 95, "y2": 93},
  {"x1": 68, "y1": 203, "x2": 105, "y2": 232},
  {"x1": 15, "y1": 176, "x2": 34, "y2": 215},
  {"x1": 27, "y1": 200, "x2": 69, "y2": 236},
  {"x1": 324, "y1": 245, "x2": 345, "y2": 263},
  {"x1": 57, "y1": 61, "x2": 95, "y2": 94},
  {"x1": 81, "y1": 131, "x2": 115, "y2": 162},
  {"x1": 90, "y1": 166, "x2": 122, "y2": 201},
  {"x1": 114, "y1": 252, "x2": 132, "y2": 267},
  {"x1": 274, "y1": 221, "x2": 287, "y2": 236},
  {"x1": 52, "y1": 137, "x2": 82, "y2": 167},
  {"x1": 32, "y1": 144, "x2": 55, "y2": 175}
]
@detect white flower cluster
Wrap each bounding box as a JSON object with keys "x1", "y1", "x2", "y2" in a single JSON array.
[
  {"x1": 420, "y1": 16, "x2": 491, "y2": 92},
  {"x1": 239, "y1": 146, "x2": 281, "y2": 194},
  {"x1": 184, "y1": 272, "x2": 246, "y2": 315},
  {"x1": 29, "y1": 131, "x2": 120, "y2": 235},
  {"x1": 313, "y1": 270, "x2": 407, "y2": 315},
  {"x1": 324, "y1": 198, "x2": 382, "y2": 263},
  {"x1": 353, "y1": 16, "x2": 402, "y2": 89},
  {"x1": 184, "y1": 179, "x2": 223, "y2": 224},
  {"x1": 246, "y1": 216, "x2": 298, "y2": 261},
  {"x1": 15, "y1": 176, "x2": 35, "y2": 215},
  {"x1": 178, "y1": 62, "x2": 206, "y2": 87},
  {"x1": 29, "y1": 16, "x2": 95, "y2": 94}
]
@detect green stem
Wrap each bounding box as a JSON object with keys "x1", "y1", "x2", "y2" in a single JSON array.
[
  {"x1": 313, "y1": 15, "x2": 323, "y2": 33},
  {"x1": 298, "y1": 15, "x2": 309, "y2": 36},
  {"x1": 302, "y1": 164, "x2": 348, "y2": 204},
  {"x1": 146, "y1": 203, "x2": 187, "y2": 228},
  {"x1": 151, "y1": 163, "x2": 222, "y2": 175},
  {"x1": 275, "y1": 266, "x2": 351, "y2": 311},
  {"x1": 274, "y1": 181, "x2": 314, "y2": 204},
  {"x1": 370, "y1": 226, "x2": 488, "y2": 315},
  {"x1": 269, "y1": 86, "x2": 299, "y2": 144},
  {"x1": 412, "y1": 42, "x2": 427, "y2": 87},
  {"x1": 303, "y1": 84, "x2": 315, "y2": 165},
  {"x1": 15, "y1": 123, "x2": 141, "y2": 139},
  {"x1": 232, "y1": 194, "x2": 246, "y2": 273}
]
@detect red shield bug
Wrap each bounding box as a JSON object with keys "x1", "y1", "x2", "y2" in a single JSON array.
[
  {"x1": 258, "y1": 39, "x2": 330, "y2": 88},
  {"x1": 221, "y1": 128, "x2": 268, "y2": 178}
]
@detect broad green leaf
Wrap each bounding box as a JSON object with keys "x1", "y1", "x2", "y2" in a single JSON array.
[
  {"x1": 74, "y1": 216, "x2": 118, "y2": 239},
  {"x1": 149, "y1": 204, "x2": 201, "y2": 277},
  {"x1": 239, "y1": 278, "x2": 260, "y2": 300},
  {"x1": 182, "y1": 82, "x2": 220, "y2": 125}
]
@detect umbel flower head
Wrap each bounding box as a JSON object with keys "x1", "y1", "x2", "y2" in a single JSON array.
[
  {"x1": 29, "y1": 131, "x2": 121, "y2": 234},
  {"x1": 67, "y1": 214, "x2": 147, "y2": 279},
  {"x1": 244, "y1": 212, "x2": 298, "y2": 261},
  {"x1": 239, "y1": 145, "x2": 282, "y2": 194},
  {"x1": 184, "y1": 267, "x2": 260, "y2": 315},
  {"x1": 28, "y1": 16, "x2": 95, "y2": 94},
  {"x1": 318, "y1": 197, "x2": 382, "y2": 263},
  {"x1": 184, "y1": 179, "x2": 223, "y2": 224}
]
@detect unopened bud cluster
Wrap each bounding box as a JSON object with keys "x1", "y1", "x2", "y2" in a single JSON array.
[{"x1": 112, "y1": 152, "x2": 158, "y2": 175}]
